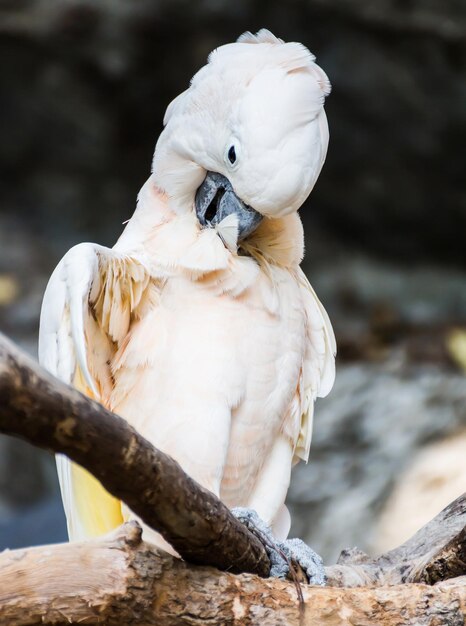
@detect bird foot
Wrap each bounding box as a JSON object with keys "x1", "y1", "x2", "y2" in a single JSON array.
[{"x1": 231, "y1": 507, "x2": 326, "y2": 585}]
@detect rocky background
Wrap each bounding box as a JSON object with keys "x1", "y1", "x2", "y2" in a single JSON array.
[{"x1": 0, "y1": 0, "x2": 465, "y2": 562}]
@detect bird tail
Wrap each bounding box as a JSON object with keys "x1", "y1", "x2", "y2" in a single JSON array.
[{"x1": 56, "y1": 366, "x2": 123, "y2": 541}]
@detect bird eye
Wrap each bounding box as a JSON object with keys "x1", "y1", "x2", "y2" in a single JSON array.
[{"x1": 228, "y1": 145, "x2": 236, "y2": 165}]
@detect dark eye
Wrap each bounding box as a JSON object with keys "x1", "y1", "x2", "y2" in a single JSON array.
[{"x1": 228, "y1": 145, "x2": 236, "y2": 164}]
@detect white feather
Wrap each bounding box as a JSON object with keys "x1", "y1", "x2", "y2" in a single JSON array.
[
  {"x1": 39, "y1": 241, "x2": 152, "y2": 540},
  {"x1": 39, "y1": 30, "x2": 336, "y2": 548},
  {"x1": 293, "y1": 267, "x2": 336, "y2": 462},
  {"x1": 215, "y1": 213, "x2": 239, "y2": 252}
]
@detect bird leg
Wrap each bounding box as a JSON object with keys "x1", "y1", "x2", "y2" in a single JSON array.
[{"x1": 231, "y1": 507, "x2": 326, "y2": 585}]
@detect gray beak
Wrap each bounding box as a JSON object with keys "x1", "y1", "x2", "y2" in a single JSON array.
[{"x1": 195, "y1": 171, "x2": 263, "y2": 241}]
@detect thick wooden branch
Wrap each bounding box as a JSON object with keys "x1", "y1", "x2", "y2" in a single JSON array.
[
  {"x1": 407, "y1": 524, "x2": 466, "y2": 585},
  {"x1": 0, "y1": 523, "x2": 465, "y2": 626},
  {"x1": 326, "y1": 492, "x2": 466, "y2": 587},
  {"x1": 0, "y1": 332, "x2": 464, "y2": 593},
  {"x1": 0, "y1": 333, "x2": 269, "y2": 576}
]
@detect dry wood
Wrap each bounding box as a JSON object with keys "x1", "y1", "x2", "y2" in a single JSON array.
[
  {"x1": 325, "y1": 492, "x2": 466, "y2": 587},
  {"x1": 0, "y1": 332, "x2": 465, "y2": 626},
  {"x1": 0, "y1": 332, "x2": 269, "y2": 576},
  {"x1": 0, "y1": 333, "x2": 465, "y2": 588},
  {"x1": 0, "y1": 522, "x2": 465, "y2": 626}
]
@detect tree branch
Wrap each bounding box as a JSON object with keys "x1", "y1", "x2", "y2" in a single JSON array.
[
  {"x1": 0, "y1": 523, "x2": 465, "y2": 626},
  {"x1": 0, "y1": 332, "x2": 464, "y2": 593},
  {"x1": 326, "y1": 492, "x2": 466, "y2": 587},
  {"x1": 0, "y1": 332, "x2": 270, "y2": 577}
]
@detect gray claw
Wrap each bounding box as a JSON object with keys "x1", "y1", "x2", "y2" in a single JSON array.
[
  {"x1": 231, "y1": 507, "x2": 268, "y2": 534},
  {"x1": 281, "y1": 537, "x2": 326, "y2": 586},
  {"x1": 231, "y1": 507, "x2": 326, "y2": 585},
  {"x1": 231, "y1": 507, "x2": 286, "y2": 576}
]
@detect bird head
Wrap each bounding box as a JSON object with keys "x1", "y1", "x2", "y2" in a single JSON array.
[{"x1": 152, "y1": 29, "x2": 330, "y2": 245}]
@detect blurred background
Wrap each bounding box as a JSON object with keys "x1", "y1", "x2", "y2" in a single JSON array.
[{"x1": 0, "y1": 0, "x2": 465, "y2": 563}]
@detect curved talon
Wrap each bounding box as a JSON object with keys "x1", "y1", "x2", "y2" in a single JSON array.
[
  {"x1": 281, "y1": 537, "x2": 326, "y2": 586},
  {"x1": 231, "y1": 507, "x2": 326, "y2": 585}
]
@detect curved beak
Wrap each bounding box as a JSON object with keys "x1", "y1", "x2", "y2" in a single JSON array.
[{"x1": 195, "y1": 171, "x2": 263, "y2": 241}]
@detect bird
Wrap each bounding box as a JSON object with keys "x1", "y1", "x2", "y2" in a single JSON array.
[{"x1": 39, "y1": 29, "x2": 336, "y2": 583}]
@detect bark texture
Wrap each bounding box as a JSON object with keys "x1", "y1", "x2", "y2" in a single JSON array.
[
  {"x1": 0, "y1": 334, "x2": 465, "y2": 624},
  {"x1": 0, "y1": 522, "x2": 465, "y2": 626},
  {"x1": 0, "y1": 332, "x2": 465, "y2": 591},
  {"x1": 325, "y1": 492, "x2": 466, "y2": 587},
  {"x1": 0, "y1": 332, "x2": 269, "y2": 576}
]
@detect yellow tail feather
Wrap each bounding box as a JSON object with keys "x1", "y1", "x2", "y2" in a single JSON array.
[
  {"x1": 70, "y1": 463, "x2": 123, "y2": 537},
  {"x1": 66, "y1": 366, "x2": 123, "y2": 539}
]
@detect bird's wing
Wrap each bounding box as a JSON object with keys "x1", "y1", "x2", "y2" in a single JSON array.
[
  {"x1": 288, "y1": 267, "x2": 336, "y2": 464},
  {"x1": 39, "y1": 242, "x2": 151, "y2": 541}
]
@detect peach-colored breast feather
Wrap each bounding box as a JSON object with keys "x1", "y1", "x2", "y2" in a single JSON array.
[
  {"x1": 39, "y1": 176, "x2": 335, "y2": 546},
  {"x1": 39, "y1": 29, "x2": 335, "y2": 550}
]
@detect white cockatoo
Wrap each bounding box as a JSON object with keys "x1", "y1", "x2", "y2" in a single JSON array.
[{"x1": 39, "y1": 29, "x2": 335, "y2": 582}]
